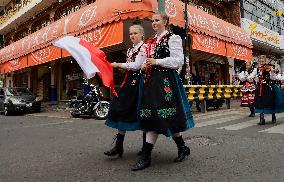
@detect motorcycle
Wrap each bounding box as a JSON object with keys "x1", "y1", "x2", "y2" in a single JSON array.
[
  {"x1": 70, "y1": 84, "x2": 110, "y2": 119},
  {"x1": 68, "y1": 95, "x2": 84, "y2": 108}
]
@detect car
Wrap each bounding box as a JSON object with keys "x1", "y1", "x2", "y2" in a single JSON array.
[{"x1": 0, "y1": 87, "x2": 41, "y2": 116}]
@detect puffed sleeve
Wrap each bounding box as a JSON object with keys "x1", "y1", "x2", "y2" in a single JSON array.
[
  {"x1": 120, "y1": 46, "x2": 147, "y2": 71},
  {"x1": 276, "y1": 73, "x2": 283, "y2": 80},
  {"x1": 270, "y1": 72, "x2": 277, "y2": 80},
  {"x1": 156, "y1": 34, "x2": 184, "y2": 69},
  {"x1": 238, "y1": 71, "x2": 247, "y2": 82},
  {"x1": 247, "y1": 68, "x2": 257, "y2": 80}
]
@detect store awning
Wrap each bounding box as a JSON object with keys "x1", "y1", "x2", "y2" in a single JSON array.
[
  {"x1": 0, "y1": 0, "x2": 154, "y2": 73},
  {"x1": 165, "y1": 0, "x2": 253, "y2": 61}
]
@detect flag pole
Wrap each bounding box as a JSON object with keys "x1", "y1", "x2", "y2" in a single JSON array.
[{"x1": 184, "y1": 0, "x2": 191, "y2": 85}]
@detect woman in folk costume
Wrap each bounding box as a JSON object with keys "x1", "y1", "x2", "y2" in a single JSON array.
[
  {"x1": 131, "y1": 12, "x2": 195, "y2": 171},
  {"x1": 104, "y1": 25, "x2": 147, "y2": 157},
  {"x1": 238, "y1": 61, "x2": 257, "y2": 117},
  {"x1": 254, "y1": 55, "x2": 284, "y2": 125}
]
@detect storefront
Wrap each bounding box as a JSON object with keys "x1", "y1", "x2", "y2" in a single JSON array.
[
  {"x1": 240, "y1": 0, "x2": 284, "y2": 71},
  {"x1": 0, "y1": 0, "x2": 254, "y2": 103},
  {"x1": 60, "y1": 58, "x2": 84, "y2": 100},
  {"x1": 190, "y1": 50, "x2": 229, "y2": 85},
  {"x1": 165, "y1": 0, "x2": 253, "y2": 85},
  {"x1": 0, "y1": 0, "x2": 154, "y2": 101}
]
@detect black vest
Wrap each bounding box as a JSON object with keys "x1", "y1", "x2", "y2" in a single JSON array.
[{"x1": 153, "y1": 32, "x2": 172, "y2": 59}]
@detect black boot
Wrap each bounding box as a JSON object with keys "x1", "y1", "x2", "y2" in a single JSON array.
[
  {"x1": 248, "y1": 107, "x2": 255, "y2": 117},
  {"x1": 137, "y1": 132, "x2": 146, "y2": 156},
  {"x1": 131, "y1": 142, "x2": 153, "y2": 171},
  {"x1": 104, "y1": 133, "x2": 124, "y2": 157},
  {"x1": 272, "y1": 113, "x2": 276, "y2": 123},
  {"x1": 258, "y1": 113, "x2": 265, "y2": 125},
  {"x1": 173, "y1": 136, "x2": 191, "y2": 162}
]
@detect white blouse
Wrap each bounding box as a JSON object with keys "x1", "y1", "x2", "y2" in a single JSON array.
[
  {"x1": 154, "y1": 30, "x2": 184, "y2": 69},
  {"x1": 238, "y1": 68, "x2": 257, "y2": 82},
  {"x1": 119, "y1": 41, "x2": 147, "y2": 71}
]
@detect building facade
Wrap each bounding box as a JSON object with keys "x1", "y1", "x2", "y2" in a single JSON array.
[
  {"x1": 0, "y1": 0, "x2": 254, "y2": 103},
  {"x1": 180, "y1": 0, "x2": 252, "y2": 85},
  {"x1": 0, "y1": 0, "x2": 154, "y2": 101},
  {"x1": 240, "y1": 0, "x2": 284, "y2": 71}
]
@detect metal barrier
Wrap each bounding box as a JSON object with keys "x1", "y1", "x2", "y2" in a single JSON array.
[{"x1": 183, "y1": 85, "x2": 242, "y2": 113}]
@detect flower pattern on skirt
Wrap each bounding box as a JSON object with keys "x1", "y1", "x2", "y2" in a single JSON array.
[
  {"x1": 163, "y1": 77, "x2": 173, "y2": 102},
  {"x1": 140, "y1": 109, "x2": 152, "y2": 118},
  {"x1": 157, "y1": 107, "x2": 177, "y2": 118},
  {"x1": 131, "y1": 79, "x2": 137, "y2": 86}
]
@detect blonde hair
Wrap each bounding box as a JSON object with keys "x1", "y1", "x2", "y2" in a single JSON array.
[
  {"x1": 153, "y1": 12, "x2": 170, "y2": 28},
  {"x1": 258, "y1": 55, "x2": 267, "y2": 65},
  {"x1": 129, "y1": 24, "x2": 145, "y2": 40}
]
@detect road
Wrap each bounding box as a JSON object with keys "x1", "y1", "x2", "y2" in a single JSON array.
[{"x1": 0, "y1": 108, "x2": 284, "y2": 181}]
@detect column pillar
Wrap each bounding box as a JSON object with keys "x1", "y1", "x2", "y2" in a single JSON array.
[
  {"x1": 27, "y1": 70, "x2": 31, "y2": 89},
  {"x1": 227, "y1": 57, "x2": 235, "y2": 85},
  {"x1": 50, "y1": 63, "x2": 57, "y2": 103}
]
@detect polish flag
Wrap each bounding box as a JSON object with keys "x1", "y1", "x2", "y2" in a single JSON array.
[{"x1": 54, "y1": 36, "x2": 117, "y2": 96}]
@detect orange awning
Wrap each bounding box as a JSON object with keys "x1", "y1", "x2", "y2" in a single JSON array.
[
  {"x1": 164, "y1": 0, "x2": 253, "y2": 60},
  {"x1": 1, "y1": 22, "x2": 124, "y2": 73},
  {"x1": 0, "y1": 0, "x2": 153, "y2": 63},
  {"x1": 191, "y1": 32, "x2": 226, "y2": 57},
  {"x1": 226, "y1": 42, "x2": 253, "y2": 61},
  {"x1": 1, "y1": 56, "x2": 28, "y2": 73}
]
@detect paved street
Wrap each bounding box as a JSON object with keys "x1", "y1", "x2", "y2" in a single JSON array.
[{"x1": 1, "y1": 108, "x2": 284, "y2": 182}]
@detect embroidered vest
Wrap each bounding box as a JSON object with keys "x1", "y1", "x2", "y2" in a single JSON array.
[
  {"x1": 152, "y1": 32, "x2": 172, "y2": 59},
  {"x1": 127, "y1": 44, "x2": 143, "y2": 63}
]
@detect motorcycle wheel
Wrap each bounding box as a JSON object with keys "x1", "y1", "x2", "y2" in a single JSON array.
[{"x1": 94, "y1": 101, "x2": 110, "y2": 120}]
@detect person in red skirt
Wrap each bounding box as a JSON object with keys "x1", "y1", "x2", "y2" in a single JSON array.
[{"x1": 238, "y1": 61, "x2": 257, "y2": 117}]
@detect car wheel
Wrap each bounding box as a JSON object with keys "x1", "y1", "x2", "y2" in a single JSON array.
[{"x1": 4, "y1": 105, "x2": 9, "y2": 116}]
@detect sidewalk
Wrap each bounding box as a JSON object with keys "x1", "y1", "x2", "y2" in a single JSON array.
[
  {"x1": 26, "y1": 102, "x2": 72, "y2": 119},
  {"x1": 26, "y1": 99, "x2": 243, "y2": 119}
]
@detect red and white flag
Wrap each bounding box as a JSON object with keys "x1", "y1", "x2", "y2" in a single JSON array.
[{"x1": 54, "y1": 36, "x2": 117, "y2": 96}]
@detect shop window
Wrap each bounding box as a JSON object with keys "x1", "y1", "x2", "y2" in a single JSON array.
[
  {"x1": 61, "y1": 60, "x2": 84, "y2": 99},
  {"x1": 31, "y1": 14, "x2": 51, "y2": 33},
  {"x1": 195, "y1": 60, "x2": 228, "y2": 85},
  {"x1": 14, "y1": 28, "x2": 29, "y2": 41},
  {"x1": 243, "y1": 0, "x2": 280, "y2": 32},
  {"x1": 189, "y1": 0, "x2": 224, "y2": 19},
  {"x1": 54, "y1": 1, "x2": 84, "y2": 20}
]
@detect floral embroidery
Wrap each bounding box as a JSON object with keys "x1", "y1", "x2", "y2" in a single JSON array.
[
  {"x1": 163, "y1": 78, "x2": 173, "y2": 101},
  {"x1": 157, "y1": 107, "x2": 177, "y2": 118},
  {"x1": 131, "y1": 79, "x2": 137, "y2": 86},
  {"x1": 140, "y1": 109, "x2": 152, "y2": 118}
]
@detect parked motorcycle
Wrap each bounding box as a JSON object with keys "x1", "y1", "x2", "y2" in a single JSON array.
[
  {"x1": 70, "y1": 84, "x2": 110, "y2": 119},
  {"x1": 68, "y1": 95, "x2": 84, "y2": 108}
]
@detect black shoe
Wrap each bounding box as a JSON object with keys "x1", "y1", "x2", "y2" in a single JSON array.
[
  {"x1": 272, "y1": 114, "x2": 276, "y2": 123},
  {"x1": 174, "y1": 145, "x2": 191, "y2": 162},
  {"x1": 131, "y1": 158, "x2": 151, "y2": 171},
  {"x1": 248, "y1": 113, "x2": 255, "y2": 117},
  {"x1": 132, "y1": 142, "x2": 153, "y2": 171},
  {"x1": 104, "y1": 133, "x2": 124, "y2": 157},
  {"x1": 172, "y1": 135, "x2": 190, "y2": 162},
  {"x1": 137, "y1": 149, "x2": 143, "y2": 156},
  {"x1": 258, "y1": 114, "x2": 265, "y2": 125},
  {"x1": 137, "y1": 132, "x2": 146, "y2": 156},
  {"x1": 249, "y1": 108, "x2": 255, "y2": 117}
]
